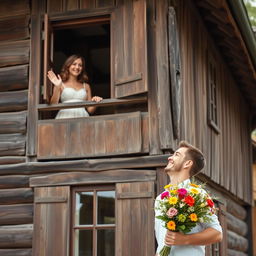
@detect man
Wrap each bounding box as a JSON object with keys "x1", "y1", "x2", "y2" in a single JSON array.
[{"x1": 155, "y1": 141, "x2": 222, "y2": 256}]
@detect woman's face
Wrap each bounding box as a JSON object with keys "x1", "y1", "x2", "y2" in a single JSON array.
[{"x1": 68, "y1": 58, "x2": 83, "y2": 77}]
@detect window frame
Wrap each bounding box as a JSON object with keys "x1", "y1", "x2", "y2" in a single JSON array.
[
  {"x1": 71, "y1": 184, "x2": 116, "y2": 256},
  {"x1": 207, "y1": 52, "x2": 220, "y2": 134}
]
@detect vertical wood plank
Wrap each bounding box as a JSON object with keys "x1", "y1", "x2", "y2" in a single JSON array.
[{"x1": 33, "y1": 186, "x2": 70, "y2": 256}]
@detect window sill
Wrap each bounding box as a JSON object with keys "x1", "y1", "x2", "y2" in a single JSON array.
[{"x1": 37, "y1": 97, "x2": 147, "y2": 112}]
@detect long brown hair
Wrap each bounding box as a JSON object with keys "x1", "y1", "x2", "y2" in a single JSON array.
[{"x1": 60, "y1": 54, "x2": 89, "y2": 83}]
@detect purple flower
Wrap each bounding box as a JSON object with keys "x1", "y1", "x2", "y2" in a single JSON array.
[
  {"x1": 166, "y1": 207, "x2": 178, "y2": 218},
  {"x1": 177, "y1": 188, "x2": 188, "y2": 199},
  {"x1": 161, "y1": 191, "x2": 170, "y2": 200}
]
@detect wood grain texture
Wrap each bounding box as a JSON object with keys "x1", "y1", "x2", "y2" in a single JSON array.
[
  {"x1": 0, "y1": 154, "x2": 168, "y2": 175},
  {"x1": 0, "y1": 249, "x2": 32, "y2": 256},
  {"x1": 0, "y1": 175, "x2": 30, "y2": 189},
  {"x1": 0, "y1": 111, "x2": 26, "y2": 134},
  {"x1": 33, "y1": 186, "x2": 70, "y2": 256},
  {"x1": 0, "y1": 188, "x2": 33, "y2": 205},
  {"x1": 112, "y1": 0, "x2": 148, "y2": 98},
  {"x1": 37, "y1": 112, "x2": 143, "y2": 159},
  {"x1": 0, "y1": 0, "x2": 30, "y2": 18},
  {"x1": 0, "y1": 16, "x2": 30, "y2": 42},
  {"x1": 0, "y1": 40, "x2": 29, "y2": 68},
  {"x1": 0, "y1": 90, "x2": 28, "y2": 112},
  {"x1": 0, "y1": 204, "x2": 33, "y2": 225},
  {"x1": 30, "y1": 169, "x2": 156, "y2": 187},
  {"x1": 0, "y1": 134, "x2": 26, "y2": 156},
  {"x1": 0, "y1": 65, "x2": 28, "y2": 91},
  {"x1": 116, "y1": 182, "x2": 155, "y2": 255},
  {"x1": 0, "y1": 224, "x2": 33, "y2": 248}
]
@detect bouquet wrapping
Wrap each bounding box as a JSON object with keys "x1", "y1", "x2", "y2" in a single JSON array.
[{"x1": 155, "y1": 181, "x2": 217, "y2": 256}]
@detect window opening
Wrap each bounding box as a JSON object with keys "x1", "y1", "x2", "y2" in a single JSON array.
[
  {"x1": 41, "y1": 18, "x2": 111, "y2": 119},
  {"x1": 72, "y1": 186, "x2": 115, "y2": 256}
]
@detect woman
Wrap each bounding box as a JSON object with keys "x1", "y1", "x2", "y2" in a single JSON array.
[{"x1": 47, "y1": 54, "x2": 102, "y2": 119}]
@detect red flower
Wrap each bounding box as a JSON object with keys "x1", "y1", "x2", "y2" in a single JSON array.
[
  {"x1": 207, "y1": 199, "x2": 214, "y2": 208},
  {"x1": 184, "y1": 195, "x2": 195, "y2": 206}
]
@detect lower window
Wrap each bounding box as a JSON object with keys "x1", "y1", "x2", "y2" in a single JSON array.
[{"x1": 72, "y1": 185, "x2": 115, "y2": 256}]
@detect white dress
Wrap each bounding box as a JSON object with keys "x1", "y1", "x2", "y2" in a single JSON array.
[{"x1": 55, "y1": 84, "x2": 90, "y2": 119}]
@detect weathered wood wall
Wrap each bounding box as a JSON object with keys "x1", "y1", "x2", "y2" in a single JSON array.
[
  {"x1": 0, "y1": 1, "x2": 31, "y2": 255},
  {"x1": 175, "y1": 0, "x2": 252, "y2": 203}
]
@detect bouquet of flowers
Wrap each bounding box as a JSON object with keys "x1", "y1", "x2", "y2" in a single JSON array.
[{"x1": 155, "y1": 181, "x2": 217, "y2": 256}]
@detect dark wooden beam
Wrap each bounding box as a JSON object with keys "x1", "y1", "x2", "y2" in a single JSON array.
[
  {"x1": 37, "y1": 97, "x2": 147, "y2": 112},
  {"x1": 0, "y1": 40, "x2": 29, "y2": 68},
  {"x1": 0, "y1": 249, "x2": 32, "y2": 256},
  {"x1": 0, "y1": 188, "x2": 33, "y2": 205},
  {"x1": 0, "y1": 111, "x2": 27, "y2": 134},
  {"x1": 0, "y1": 90, "x2": 28, "y2": 112},
  {"x1": 30, "y1": 169, "x2": 156, "y2": 187},
  {"x1": 0, "y1": 175, "x2": 30, "y2": 189},
  {"x1": 0, "y1": 224, "x2": 32, "y2": 248},
  {"x1": 0, "y1": 134, "x2": 26, "y2": 156},
  {"x1": 0, "y1": 204, "x2": 33, "y2": 225},
  {"x1": 0, "y1": 65, "x2": 28, "y2": 92},
  {"x1": 0, "y1": 154, "x2": 168, "y2": 175}
]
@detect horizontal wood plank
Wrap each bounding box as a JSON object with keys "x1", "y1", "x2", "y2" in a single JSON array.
[
  {"x1": 0, "y1": 156, "x2": 26, "y2": 165},
  {"x1": 0, "y1": 65, "x2": 28, "y2": 91},
  {"x1": 0, "y1": 134, "x2": 26, "y2": 156},
  {"x1": 0, "y1": 90, "x2": 28, "y2": 112},
  {"x1": 38, "y1": 97, "x2": 147, "y2": 112},
  {"x1": 227, "y1": 230, "x2": 248, "y2": 252},
  {"x1": 0, "y1": 154, "x2": 168, "y2": 175},
  {"x1": 0, "y1": 188, "x2": 33, "y2": 205},
  {"x1": 0, "y1": 0, "x2": 30, "y2": 19},
  {"x1": 0, "y1": 111, "x2": 27, "y2": 134},
  {"x1": 0, "y1": 175, "x2": 29, "y2": 189},
  {"x1": 30, "y1": 169, "x2": 156, "y2": 187},
  {"x1": 0, "y1": 224, "x2": 32, "y2": 248},
  {"x1": 226, "y1": 212, "x2": 248, "y2": 237},
  {"x1": 0, "y1": 204, "x2": 33, "y2": 225},
  {"x1": 0, "y1": 40, "x2": 29, "y2": 67},
  {"x1": 0, "y1": 16, "x2": 30, "y2": 42},
  {"x1": 0, "y1": 249, "x2": 32, "y2": 256}
]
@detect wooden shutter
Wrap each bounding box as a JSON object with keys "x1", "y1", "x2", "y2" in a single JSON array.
[
  {"x1": 43, "y1": 13, "x2": 53, "y2": 103},
  {"x1": 116, "y1": 181, "x2": 155, "y2": 256},
  {"x1": 33, "y1": 186, "x2": 70, "y2": 256},
  {"x1": 112, "y1": 0, "x2": 148, "y2": 98},
  {"x1": 168, "y1": 7, "x2": 181, "y2": 139}
]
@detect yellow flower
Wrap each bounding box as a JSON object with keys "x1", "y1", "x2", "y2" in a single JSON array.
[
  {"x1": 169, "y1": 197, "x2": 178, "y2": 204},
  {"x1": 164, "y1": 184, "x2": 171, "y2": 189},
  {"x1": 190, "y1": 183, "x2": 200, "y2": 188},
  {"x1": 170, "y1": 189, "x2": 178, "y2": 195},
  {"x1": 190, "y1": 213, "x2": 198, "y2": 222},
  {"x1": 167, "y1": 221, "x2": 176, "y2": 230},
  {"x1": 190, "y1": 188, "x2": 199, "y2": 194}
]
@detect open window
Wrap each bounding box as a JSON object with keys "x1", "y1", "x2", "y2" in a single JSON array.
[{"x1": 42, "y1": 14, "x2": 111, "y2": 116}]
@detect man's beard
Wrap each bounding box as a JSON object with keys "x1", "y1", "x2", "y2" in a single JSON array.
[{"x1": 164, "y1": 161, "x2": 184, "y2": 174}]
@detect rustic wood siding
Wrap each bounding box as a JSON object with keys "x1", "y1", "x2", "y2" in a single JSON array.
[
  {"x1": 33, "y1": 186, "x2": 70, "y2": 256},
  {"x1": 0, "y1": 1, "x2": 31, "y2": 255},
  {"x1": 47, "y1": 0, "x2": 115, "y2": 13},
  {"x1": 116, "y1": 181, "x2": 155, "y2": 255},
  {"x1": 38, "y1": 112, "x2": 148, "y2": 159},
  {"x1": 176, "y1": 0, "x2": 252, "y2": 203}
]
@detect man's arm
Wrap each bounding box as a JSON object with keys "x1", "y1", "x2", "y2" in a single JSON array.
[{"x1": 165, "y1": 227, "x2": 222, "y2": 246}]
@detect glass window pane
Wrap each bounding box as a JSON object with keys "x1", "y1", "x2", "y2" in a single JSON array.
[
  {"x1": 97, "y1": 229, "x2": 115, "y2": 256},
  {"x1": 76, "y1": 192, "x2": 93, "y2": 225},
  {"x1": 75, "y1": 230, "x2": 93, "y2": 256},
  {"x1": 97, "y1": 191, "x2": 115, "y2": 224}
]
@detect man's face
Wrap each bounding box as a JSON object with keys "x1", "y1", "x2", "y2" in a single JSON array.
[{"x1": 164, "y1": 147, "x2": 188, "y2": 174}]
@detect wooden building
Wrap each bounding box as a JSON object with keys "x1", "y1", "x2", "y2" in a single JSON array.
[{"x1": 0, "y1": 0, "x2": 255, "y2": 255}]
